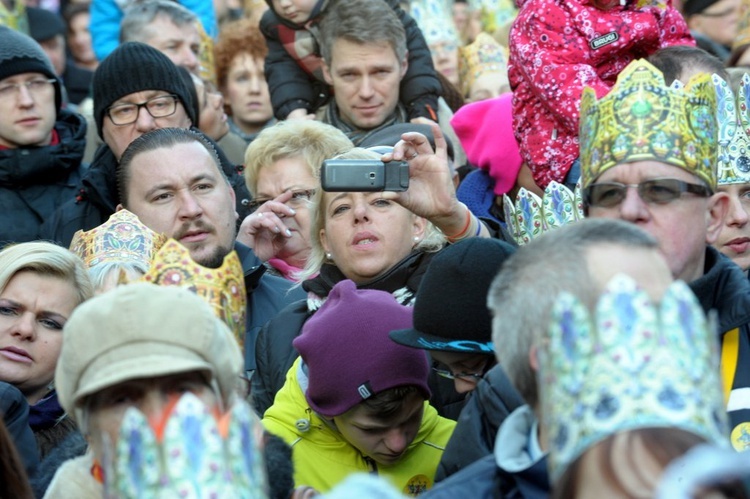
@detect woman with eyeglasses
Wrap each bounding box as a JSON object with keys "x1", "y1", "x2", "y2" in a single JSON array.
[
  {"x1": 252, "y1": 124, "x2": 491, "y2": 417},
  {"x1": 239, "y1": 120, "x2": 354, "y2": 281}
]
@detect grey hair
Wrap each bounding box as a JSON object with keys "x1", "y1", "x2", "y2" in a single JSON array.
[
  {"x1": 297, "y1": 147, "x2": 445, "y2": 283},
  {"x1": 488, "y1": 219, "x2": 658, "y2": 408},
  {"x1": 86, "y1": 261, "x2": 148, "y2": 293},
  {"x1": 120, "y1": 0, "x2": 197, "y2": 44},
  {"x1": 319, "y1": 0, "x2": 407, "y2": 65}
]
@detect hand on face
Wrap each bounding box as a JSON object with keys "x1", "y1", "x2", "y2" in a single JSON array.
[{"x1": 236, "y1": 191, "x2": 296, "y2": 262}]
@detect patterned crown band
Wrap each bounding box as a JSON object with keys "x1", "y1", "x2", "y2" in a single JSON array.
[
  {"x1": 459, "y1": 32, "x2": 509, "y2": 97},
  {"x1": 104, "y1": 393, "x2": 268, "y2": 498},
  {"x1": 579, "y1": 59, "x2": 718, "y2": 190},
  {"x1": 713, "y1": 73, "x2": 750, "y2": 185},
  {"x1": 141, "y1": 239, "x2": 246, "y2": 349},
  {"x1": 539, "y1": 275, "x2": 729, "y2": 482},
  {"x1": 503, "y1": 181, "x2": 584, "y2": 246},
  {"x1": 410, "y1": 0, "x2": 459, "y2": 45},
  {"x1": 69, "y1": 209, "x2": 167, "y2": 269}
]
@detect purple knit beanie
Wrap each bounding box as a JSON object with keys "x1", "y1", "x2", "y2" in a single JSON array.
[{"x1": 293, "y1": 280, "x2": 430, "y2": 418}]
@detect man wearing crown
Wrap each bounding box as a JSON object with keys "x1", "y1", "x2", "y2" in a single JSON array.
[{"x1": 580, "y1": 59, "x2": 750, "y2": 449}]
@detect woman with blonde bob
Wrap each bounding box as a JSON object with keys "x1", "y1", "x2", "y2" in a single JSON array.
[
  {"x1": 0, "y1": 242, "x2": 93, "y2": 460},
  {"x1": 252, "y1": 125, "x2": 490, "y2": 415},
  {"x1": 239, "y1": 121, "x2": 353, "y2": 281}
]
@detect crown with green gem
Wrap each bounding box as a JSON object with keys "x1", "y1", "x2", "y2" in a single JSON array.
[
  {"x1": 502, "y1": 181, "x2": 584, "y2": 246},
  {"x1": 102, "y1": 393, "x2": 268, "y2": 498},
  {"x1": 538, "y1": 274, "x2": 729, "y2": 482},
  {"x1": 580, "y1": 59, "x2": 718, "y2": 190},
  {"x1": 712, "y1": 73, "x2": 750, "y2": 185}
]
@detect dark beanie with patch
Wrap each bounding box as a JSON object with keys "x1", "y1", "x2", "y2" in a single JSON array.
[
  {"x1": 0, "y1": 26, "x2": 62, "y2": 113},
  {"x1": 93, "y1": 42, "x2": 197, "y2": 139}
]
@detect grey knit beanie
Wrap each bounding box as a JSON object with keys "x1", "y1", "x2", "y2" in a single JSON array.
[
  {"x1": 93, "y1": 42, "x2": 197, "y2": 138},
  {"x1": 0, "y1": 26, "x2": 61, "y2": 112}
]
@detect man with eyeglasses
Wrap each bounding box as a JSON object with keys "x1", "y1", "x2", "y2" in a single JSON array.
[
  {"x1": 581, "y1": 59, "x2": 750, "y2": 441},
  {"x1": 682, "y1": 0, "x2": 740, "y2": 62},
  {"x1": 0, "y1": 27, "x2": 88, "y2": 246},
  {"x1": 42, "y1": 42, "x2": 252, "y2": 248}
]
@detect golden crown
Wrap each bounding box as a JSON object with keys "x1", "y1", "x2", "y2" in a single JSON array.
[
  {"x1": 69, "y1": 210, "x2": 167, "y2": 269},
  {"x1": 502, "y1": 181, "x2": 584, "y2": 246},
  {"x1": 141, "y1": 239, "x2": 246, "y2": 349},
  {"x1": 713, "y1": 73, "x2": 750, "y2": 185},
  {"x1": 579, "y1": 59, "x2": 718, "y2": 190},
  {"x1": 459, "y1": 32, "x2": 508, "y2": 97}
]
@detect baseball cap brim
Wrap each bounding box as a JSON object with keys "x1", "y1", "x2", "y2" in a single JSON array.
[
  {"x1": 72, "y1": 341, "x2": 214, "y2": 407},
  {"x1": 389, "y1": 328, "x2": 494, "y2": 353}
]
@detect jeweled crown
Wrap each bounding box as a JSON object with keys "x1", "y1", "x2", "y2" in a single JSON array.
[
  {"x1": 409, "y1": 0, "x2": 459, "y2": 46},
  {"x1": 459, "y1": 32, "x2": 508, "y2": 97},
  {"x1": 502, "y1": 181, "x2": 584, "y2": 246},
  {"x1": 580, "y1": 60, "x2": 718, "y2": 190},
  {"x1": 539, "y1": 275, "x2": 729, "y2": 481},
  {"x1": 141, "y1": 239, "x2": 246, "y2": 348},
  {"x1": 69, "y1": 210, "x2": 167, "y2": 269},
  {"x1": 712, "y1": 73, "x2": 750, "y2": 185},
  {"x1": 103, "y1": 393, "x2": 268, "y2": 498}
]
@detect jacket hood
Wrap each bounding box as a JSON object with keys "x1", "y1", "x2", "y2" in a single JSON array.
[
  {"x1": 689, "y1": 246, "x2": 750, "y2": 334},
  {"x1": 0, "y1": 109, "x2": 86, "y2": 187}
]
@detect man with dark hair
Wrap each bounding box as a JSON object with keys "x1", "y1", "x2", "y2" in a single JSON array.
[
  {"x1": 41, "y1": 42, "x2": 252, "y2": 248},
  {"x1": 115, "y1": 127, "x2": 304, "y2": 371},
  {"x1": 0, "y1": 27, "x2": 87, "y2": 246}
]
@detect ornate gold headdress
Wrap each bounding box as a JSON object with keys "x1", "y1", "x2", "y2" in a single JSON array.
[
  {"x1": 459, "y1": 32, "x2": 508, "y2": 97},
  {"x1": 503, "y1": 181, "x2": 584, "y2": 246},
  {"x1": 141, "y1": 239, "x2": 246, "y2": 348},
  {"x1": 579, "y1": 59, "x2": 718, "y2": 190},
  {"x1": 539, "y1": 275, "x2": 728, "y2": 481},
  {"x1": 712, "y1": 73, "x2": 750, "y2": 185},
  {"x1": 69, "y1": 210, "x2": 167, "y2": 269}
]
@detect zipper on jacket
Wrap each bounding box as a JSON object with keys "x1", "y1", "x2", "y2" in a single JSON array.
[{"x1": 364, "y1": 456, "x2": 379, "y2": 475}]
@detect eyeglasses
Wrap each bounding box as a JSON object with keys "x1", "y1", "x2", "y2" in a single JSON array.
[
  {"x1": 0, "y1": 78, "x2": 56, "y2": 100},
  {"x1": 583, "y1": 178, "x2": 712, "y2": 208},
  {"x1": 106, "y1": 94, "x2": 179, "y2": 125},
  {"x1": 248, "y1": 188, "x2": 316, "y2": 212},
  {"x1": 431, "y1": 361, "x2": 486, "y2": 382}
]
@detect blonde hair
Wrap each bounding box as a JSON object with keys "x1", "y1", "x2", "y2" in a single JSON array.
[
  {"x1": 0, "y1": 242, "x2": 94, "y2": 305},
  {"x1": 296, "y1": 148, "x2": 445, "y2": 282},
  {"x1": 243, "y1": 121, "x2": 353, "y2": 197}
]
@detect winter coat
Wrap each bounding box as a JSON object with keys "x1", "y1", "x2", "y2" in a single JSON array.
[
  {"x1": 260, "y1": 0, "x2": 440, "y2": 121},
  {"x1": 0, "y1": 109, "x2": 87, "y2": 246},
  {"x1": 435, "y1": 365, "x2": 525, "y2": 481},
  {"x1": 262, "y1": 357, "x2": 456, "y2": 494},
  {"x1": 424, "y1": 405, "x2": 549, "y2": 499},
  {"x1": 39, "y1": 128, "x2": 253, "y2": 248},
  {"x1": 43, "y1": 451, "x2": 100, "y2": 499},
  {"x1": 689, "y1": 247, "x2": 750, "y2": 443},
  {"x1": 0, "y1": 382, "x2": 39, "y2": 478},
  {"x1": 508, "y1": 0, "x2": 693, "y2": 187}
]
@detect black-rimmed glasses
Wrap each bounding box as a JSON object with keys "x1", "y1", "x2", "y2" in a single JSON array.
[
  {"x1": 583, "y1": 178, "x2": 712, "y2": 208},
  {"x1": 106, "y1": 94, "x2": 179, "y2": 125}
]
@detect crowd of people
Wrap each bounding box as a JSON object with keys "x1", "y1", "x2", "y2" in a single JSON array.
[{"x1": 2, "y1": 0, "x2": 750, "y2": 497}]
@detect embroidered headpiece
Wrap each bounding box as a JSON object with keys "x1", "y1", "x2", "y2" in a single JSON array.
[
  {"x1": 69, "y1": 210, "x2": 167, "y2": 269},
  {"x1": 502, "y1": 181, "x2": 584, "y2": 246},
  {"x1": 458, "y1": 32, "x2": 508, "y2": 97},
  {"x1": 539, "y1": 274, "x2": 729, "y2": 481},
  {"x1": 410, "y1": 0, "x2": 459, "y2": 46},
  {"x1": 712, "y1": 73, "x2": 750, "y2": 185},
  {"x1": 103, "y1": 393, "x2": 268, "y2": 498},
  {"x1": 141, "y1": 239, "x2": 246, "y2": 348},
  {"x1": 579, "y1": 59, "x2": 718, "y2": 190},
  {"x1": 468, "y1": 0, "x2": 518, "y2": 32}
]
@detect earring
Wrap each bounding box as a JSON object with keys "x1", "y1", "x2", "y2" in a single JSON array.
[
  {"x1": 413, "y1": 237, "x2": 420, "y2": 242},
  {"x1": 326, "y1": 253, "x2": 332, "y2": 260}
]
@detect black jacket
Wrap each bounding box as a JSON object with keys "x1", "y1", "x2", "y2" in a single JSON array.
[
  {"x1": 436, "y1": 365, "x2": 525, "y2": 481},
  {"x1": 40, "y1": 128, "x2": 253, "y2": 248},
  {"x1": 260, "y1": 0, "x2": 441, "y2": 120},
  {"x1": 0, "y1": 109, "x2": 87, "y2": 247},
  {"x1": 252, "y1": 251, "x2": 467, "y2": 418},
  {"x1": 0, "y1": 382, "x2": 39, "y2": 479},
  {"x1": 689, "y1": 246, "x2": 750, "y2": 432}
]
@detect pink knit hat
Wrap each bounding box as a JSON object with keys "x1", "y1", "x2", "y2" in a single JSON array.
[
  {"x1": 293, "y1": 280, "x2": 430, "y2": 418},
  {"x1": 450, "y1": 92, "x2": 523, "y2": 195}
]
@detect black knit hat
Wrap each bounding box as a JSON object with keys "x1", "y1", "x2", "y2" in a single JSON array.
[
  {"x1": 0, "y1": 26, "x2": 62, "y2": 112},
  {"x1": 682, "y1": 0, "x2": 722, "y2": 16},
  {"x1": 389, "y1": 238, "x2": 516, "y2": 353},
  {"x1": 93, "y1": 42, "x2": 197, "y2": 138},
  {"x1": 26, "y1": 7, "x2": 66, "y2": 42}
]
